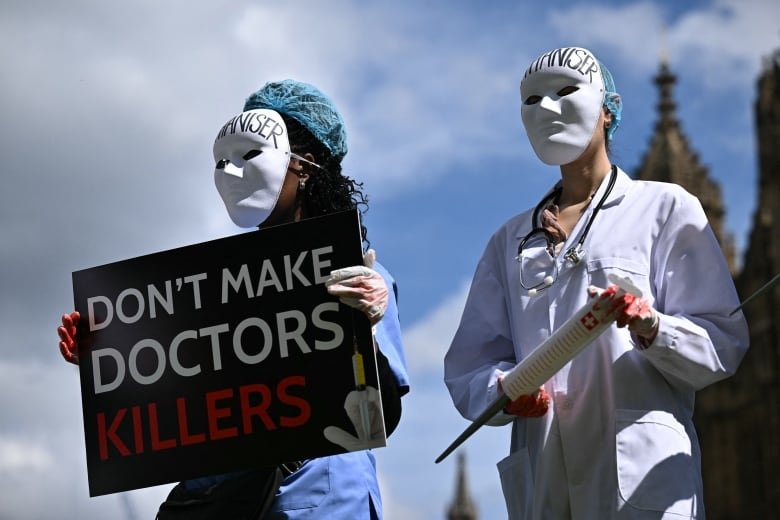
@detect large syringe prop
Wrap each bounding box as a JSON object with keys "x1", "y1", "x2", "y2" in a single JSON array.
[{"x1": 435, "y1": 274, "x2": 640, "y2": 464}]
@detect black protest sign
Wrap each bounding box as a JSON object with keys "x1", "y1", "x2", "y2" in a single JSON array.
[{"x1": 72, "y1": 210, "x2": 385, "y2": 497}]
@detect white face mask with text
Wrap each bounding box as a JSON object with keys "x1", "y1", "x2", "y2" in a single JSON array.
[
  {"x1": 520, "y1": 47, "x2": 605, "y2": 165},
  {"x1": 213, "y1": 109, "x2": 291, "y2": 227}
]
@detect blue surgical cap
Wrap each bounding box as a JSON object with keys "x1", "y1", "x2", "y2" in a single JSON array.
[
  {"x1": 243, "y1": 79, "x2": 348, "y2": 160},
  {"x1": 599, "y1": 61, "x2": 622, "y2": 141}
]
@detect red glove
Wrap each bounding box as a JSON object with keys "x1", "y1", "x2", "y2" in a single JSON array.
[
  {"x1": 505, "y1": 387, "x2": 551, "y2": 417},
  {"x1": 618, "y1": 295, "x2": 659, "y2": 341},
  {"x1": 58, "y1": 311, "x2": 80, "y2": 365},
  {"x1": 499, "y1": 378, "x2": 550, "y2": 418},
  {"x1": 588, "y1": 285, "x2": 660, "y2": 343}
]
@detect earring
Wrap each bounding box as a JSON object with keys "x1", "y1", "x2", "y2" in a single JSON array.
[{"x1": 298, "y1": 178, "x2": 306, "y2": 192}]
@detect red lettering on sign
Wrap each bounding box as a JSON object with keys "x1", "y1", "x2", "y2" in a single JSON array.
[
  {"x1": 94, "y1": 377, "x2": 312, "y2": 462},
  {"x1": 239, "y1": 383, "x2": 276, "y2": 433},
  {"x1": 131, "y1": 405, "x2": 144, "y2": 454},
  {"x1": 277, "y1": 375, "x2": 311, "y2": 427},
  {"x1": 149, "y1": 403, "x2": 177, "y2": 451},
  {"x1": 97, "y1": 409, "x2": 131, "y2": 461},
  {"x1": 207, "y1": 389, "x2": 239, "y2": 440},
  {"x1": 177, "y1": 397, "x2": 206, "y2": 446}
]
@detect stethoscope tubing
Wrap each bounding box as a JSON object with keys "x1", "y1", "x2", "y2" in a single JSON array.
[
  {"x1": 516, "y1": 165, "x2": 617, "y2": 292},
  {"x1": 520, "y1": 164, "x2": 617, "y2": 263}
]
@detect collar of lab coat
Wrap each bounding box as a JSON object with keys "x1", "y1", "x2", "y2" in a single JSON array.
[
  {"x1": 515, "y1": 166, "x2": 631, "y2": 239},
  {"x1": 598, "y1": 165, "x2": 630, "y2": 209}
]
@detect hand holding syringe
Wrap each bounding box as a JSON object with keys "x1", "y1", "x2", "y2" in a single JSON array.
[
  {"x1": 436, "y1": 274, "x2": 644, "y2": 463},
  {"x1": 499, "y1": 276, "x2": 645, "y2": 401}
]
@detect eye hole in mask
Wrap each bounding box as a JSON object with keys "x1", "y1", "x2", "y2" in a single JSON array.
[
  {"x1": 215, "y1": 149, "x2": 264, "y2": 170},
  {"x1": 215, "y1": 149, "x2": 265, "y2": 177},
  {"x1": 557, "y1": 85, "x2": 579, "y2": 97},
  {"x1": 524, "y1": 85, "x2": 581, "y2": 106},
  {"x1": 243, "y1": 149, "x2": 263, "y2": 161}
]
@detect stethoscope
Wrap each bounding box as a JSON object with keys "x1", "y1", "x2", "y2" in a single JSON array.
[{"x1": 516, "y1": 164, "x2": 617, "y2": 295}]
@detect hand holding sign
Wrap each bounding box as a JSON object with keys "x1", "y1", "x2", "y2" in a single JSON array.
[
  {"x1": 325, "y1": 249, "x2": 389, "y2": 325},
  {"x1": 58, "y1": 311, "x2": 81, "y2": 365},
  {"x1": 65, "y1": 210, "x2": 385, "y2": 496}
]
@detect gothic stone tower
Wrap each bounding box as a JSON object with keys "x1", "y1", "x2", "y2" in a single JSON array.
[
  {"x1": 446, "y1": 452, "x2": 478, "y2": 520},
  {"x1": 635, "y1": 51, "x2": 780, "y2": 518},
  {"x1": 634, "y1": 58, "x2": 737, "y2": 272},
  {"x1": 695, "y1": 48, "x2": 780, "y2": 519}
]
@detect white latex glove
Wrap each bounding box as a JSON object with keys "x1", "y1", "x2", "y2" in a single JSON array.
[
  {"x1": 323, "y1": 386, "x2": 384, "y2": 450},
  {"x1": 325, "y1": 249, "x2": 388, "y2": 325}
]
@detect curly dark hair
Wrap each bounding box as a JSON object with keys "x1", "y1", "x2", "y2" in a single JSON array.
[{"x1": 284, "y1": 117, "x2": 370, "y2": 247}]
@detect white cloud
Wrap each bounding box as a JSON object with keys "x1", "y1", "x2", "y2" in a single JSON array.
[
  {"x1": 671, "y1": 0, "x2": 780, "y2": 88},
  {"x1": 548, "y1": 2, "x2": 666, "y2": 72},
  {"x1": 548, "y1": 0, "x2": 780, "y2": 89},
  {"x1": 215, "y1": 1, "x2": 531, "y2": 196},
  {"x1": 376, "y1": 279, "x2": 514, "y2": 517},
  {"x1": 375, "y1": 363, "x2": 511, "y2": 519},
  {"x1": 402, "y1": 280, "x2": 471, "y2": 375},
  {"x1": 0, "y1": 437, "x2": 53, "y2": 472},
  {"x1": 0, "y1": 358, "x2": 173, "y2": 519},
  {"x1": 377, "y1": 470, "x2": 425, "y2": 520}
]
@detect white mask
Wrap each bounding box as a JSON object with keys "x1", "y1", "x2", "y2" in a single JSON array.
[
  {"x1": 520, "y1": 47, "x2": 605, "y2": 165},
  {"x1": 213, "y1": 109, "x2": 291, "y2": 227}
]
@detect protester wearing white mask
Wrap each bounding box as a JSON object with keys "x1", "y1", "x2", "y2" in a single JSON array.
[
  {"x1": 444, "y1": 47, "x2": 748, "y2": 519},
  {"x1": 520, "y1": 46, "x2": 620, "y2": 166},
  {"x1": 212, "y1": 108, "x2": 294, "y2": 228},
  {"x1": 58, "y1": 79, "x2": 410, "y2": 519}
]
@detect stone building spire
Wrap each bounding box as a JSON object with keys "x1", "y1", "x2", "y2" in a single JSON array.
[
  {"x1": 741, "y1": 47, "x2": 780, "y2": 288},
  {"x1": 634, "y1": 56, "x2": 737, "y2": 272},
  {"x1": 446, "y1": 452, "x2": 478, "y2": 520},
  {"x1": 694, "y1": 46, "x2": 780, "y2": 518}
]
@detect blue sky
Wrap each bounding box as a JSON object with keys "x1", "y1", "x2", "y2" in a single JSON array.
[{"x1": 1, "y1": 0, "x2": 778, "y2": 518}]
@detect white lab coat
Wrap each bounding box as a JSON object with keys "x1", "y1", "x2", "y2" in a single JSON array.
[{"x1": 444, "y1": 168, "x2": 749, "y2": 519}]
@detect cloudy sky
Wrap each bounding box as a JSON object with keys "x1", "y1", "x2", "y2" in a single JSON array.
[{"x1": 2, "y1": 0, "x2": 778, "y2": 518}]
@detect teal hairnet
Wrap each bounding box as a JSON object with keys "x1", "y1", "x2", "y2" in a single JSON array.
[
  {"x1": 243, "y1": 80, "x2": 348, "y2": 160},
  {"x1": 599, "y1": 61, "x2": 622, "y2": 141}
]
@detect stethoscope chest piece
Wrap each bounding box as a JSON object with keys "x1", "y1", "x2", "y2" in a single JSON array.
[{"x1": 563, "y1": 246, "x2": 584, "y2": 265}]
